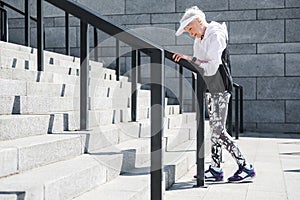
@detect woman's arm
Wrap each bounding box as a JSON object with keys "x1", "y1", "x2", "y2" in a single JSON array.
[{"x1": 172, "y1": 53, "x2": 207, "y2": 64}]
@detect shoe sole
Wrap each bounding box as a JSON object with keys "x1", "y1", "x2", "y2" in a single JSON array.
[
  {"x1": 193, "y1": 176, "x2": 224, "y2": 182},
  {"x1": 228, "y1": 175, "x2": 255, "y2": 183}
]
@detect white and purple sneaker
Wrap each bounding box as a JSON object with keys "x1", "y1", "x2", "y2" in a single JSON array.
[
  {"x1": 228, "y1": 164, "x2": 256, "y2": 183},
  {"x1": 194, "y1": 165, "x2": 224, "y2": 181}
]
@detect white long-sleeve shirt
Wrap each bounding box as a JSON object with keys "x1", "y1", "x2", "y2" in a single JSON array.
[{"x1": 193, "y1": 21, "x2": 228, "y2": 76}]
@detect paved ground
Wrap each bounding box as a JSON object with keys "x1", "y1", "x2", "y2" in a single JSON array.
[{"x1": 164, "y1": 132, "x2": 300, "y2": 200}]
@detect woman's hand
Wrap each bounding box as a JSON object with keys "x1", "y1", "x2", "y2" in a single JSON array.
[{"x1": 172, "y1": 53, "x2": 192, "y2": 62}]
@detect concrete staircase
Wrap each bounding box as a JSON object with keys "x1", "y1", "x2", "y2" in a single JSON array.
[{"x1": 0, "y1": 41, "x2": 207, "y2": 200}]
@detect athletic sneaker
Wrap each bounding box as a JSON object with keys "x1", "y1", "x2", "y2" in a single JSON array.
[
  {"x1": 193, "y1": 165, "x2": 224, "y2": 181},
  {"x1": 228, "y1": 164, "x2": 256, "y2": 183}
]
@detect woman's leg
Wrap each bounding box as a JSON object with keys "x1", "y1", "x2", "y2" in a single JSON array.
[{"x1": 206, "y1": 92, "x2": 246, "y2": 168}]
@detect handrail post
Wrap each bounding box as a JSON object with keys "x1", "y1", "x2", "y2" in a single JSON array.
[
  {"x1": 138, "y1": 50, "x2": 141, "y2": 83},
  {"x1": 80, "y1": 20, "x2": 89, "y2": 130},
  {"x1": 4, "y1": 8, "x2": 7, "y2": 41},
  {"x1": 25, "y1": 0, "x2": 30, "y2": 46},
  {"x1": 179, "y1": 65, "x2": 183, "y2": 114},
  {"x1": 94, "y1": 28, "x2": 98, "y2": 61},
  {"x1": 0, "y1": 9, "x2": 5, "y2": 41},
  {"x1": 195, "y1": 71, "x2": 205, "y2": 187},
  {"x1": 0, "y1": 3, "x2": 2, "y2": 41},
  {"x1": 131, "y1": 49, "x2": 138, "y2": 122},
  {"x1": 228, "y1": 96, "x2": 233, "y2": 136},
  {"x1": 0, "y1": 1, "x2": 7, "y2": 42},
  {"x1": 0, "y1": 9, "x2": 2, "y2": 41},
  {"x1": 37, "y1": 0, "x2": 44, "y2": 71},
  {"x1": 65, "y1": 12, "x2": 70, "y2": 55},
  {"x1": 192, "y1": 72, "x2": 196, "y2": 112},
  {"x1": 116, "y1": 39, "x2": 120, "y2": 81},
  {"x1": 150, "y1": 49, "x2": 164, "y2": 200},
  {"x1": 235, "y1": 87, "x2": 239, "y2": 139},
  {"x1": 240, "y1": 86, "x2": 244, "y2": 133}
]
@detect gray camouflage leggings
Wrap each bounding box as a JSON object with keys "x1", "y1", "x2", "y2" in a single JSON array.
[{"x1": 206, "y1": 92, "x2": 246, "y2": 168}]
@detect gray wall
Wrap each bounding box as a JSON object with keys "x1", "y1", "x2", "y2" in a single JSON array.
[{"x1": 3, "y1": 0, "x2": 300, "y2": 133}]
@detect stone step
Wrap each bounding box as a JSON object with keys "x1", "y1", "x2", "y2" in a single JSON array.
[
  {"x1": 167, "y1": 114, "x2": 185, "y2": 129},
  {"x1": 0, "y1": 108, "x2": 185, "y2": 141},
  {"x1": 0, "y1": 78, "x2": 133, "y2": 100},
  {"x1": 183, "y1": 112, "x2": 197, "y2": 123},
  {"x1": 47, "y1": 107, "x2": 152, "y2": 133},
  {"x1": 0, "y1": 48, "x2": 119, "y2": 80},
  {"x1": 87, "y1": 150, "x2": 123, "y2": 182},
  {"x1": 0, "y1": 96, "x2": 79, "y2": 115},
  {"x1": 125, "y1": 140, "x2": 196, "y2": 189},
  {"x1": 92, "y1": 82, "x2": 132, "y2": 98},
  {"x1": 67, "y1": 125, "x2": 121, "y2": 152},
  {"x1": 0, "y1": 147, "x2": 17, "y2": 179},
  {"x1": 95, "y1": 137, "x2": 151, "y2": 173},
  {"x1": 0, "y1": 53, "x2": 120, "y2": 83},
  {"x1": 0, "y1": 115, "x2": 50, "y2": 141},
  {"x1": 128, "y1": 104, "x2": 180, "y2": 122},
  {"x1": 90, "y1": 97, "x2": 130, "y2": 110},
  {"x1": 0, "y1": 95, "x2": 132, "y2": 115},
  {"x1": 0, "y1": 41, "x2": 33, "y2": 54},
  {"x1": 61, "y1": 108, "x2": 128, "y2": 130},
  {"x1": 72, "y1": 174, "x2": 149, "y2": 200},
  {"x1": 0, "y1": 67, "x2": 54, "y2": 83},
  {"x1": 137, "y1": 101, "x2": 180, "y2": 120},
  {"x1": 137, "y1": 113, "x2": 197, "y2": 138},
  {"x1": 137, "y1": 96, "x2": 150, "y2": 108},
  {"x1": 27, "y1": 81, "x2": 78, "y2": 97},
  {"x1": 0, "y1": 66, "x2": 128, "y2": 89},
  {"x1": 89, "y1": 125, "x2": 195, "y2": 174},
  {"x1": 0, "y1": 41, "x2": 123, "y2": 80},
  {"x1": 0, "y1": 78, "x2": 77, "y2": 97},
  {"x1": 62, "y1": 124, "x2": 136, "y2": 153},
  {"x1": 68, "y1": 119, "x2": 185, "y2": 155},
  {"x1": 117, "y1": 119, "x2": 151, "y2": 140},
  {"x1": 0, "y1": 155, "x2": 108, "y2": 200},
  {"x1": 0, "y1": 41, "x2": 80, "y2": 66},
  {"x1": 73, "y1": 140, "x2": 196, "y2": 200},
  {"x1": 165, "y1": 105, "x2": 180, "y2": 116},
  {"x1": 0, "y1": 53, "x2": 77, "y2": 74},
  {"x1": 0, "y1": 134, "x2": 82, "y2": 178},
  {"x1": 164, "y1": 128, "x2": 191, "y2": 151},
  {"x1": 49, "y1": 109, "x2": 132, "y2": 134},
  {"x1": 0, "y1": 79, "x2": 27, "y2": 96},
  {"x1": 164, "y1": 140, "x2": 196, "y2": 187},
  {"x1": 137, "y1": 89, "x2": 151, "y2": 98},
  {"x1": 135, "y1": 107, "x2": 150, "y2": 120},
  {"x1": 183, "y1": 120, "x2": 211, "y2": 140},
  {"x1": 49, "y1": 104, "x2": 181, "y2": 129}
]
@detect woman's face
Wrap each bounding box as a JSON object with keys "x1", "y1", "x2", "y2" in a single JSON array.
[{"x1": 184, "y1": 18, "x2": 206, "y2": 39}]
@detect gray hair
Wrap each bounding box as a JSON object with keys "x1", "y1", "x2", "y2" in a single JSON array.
[{"x1": 180, "y1": 6, "x2": 208, "y2": 25}]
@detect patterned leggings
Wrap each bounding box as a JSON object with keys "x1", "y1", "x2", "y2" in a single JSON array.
[{"x1": 206, "y1": 92, "x2": 246, "y2": 168}]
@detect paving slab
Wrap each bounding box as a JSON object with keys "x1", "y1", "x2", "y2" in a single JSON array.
[{"x1": 164, "y1": 132, "x2": 300, "y2": 200}]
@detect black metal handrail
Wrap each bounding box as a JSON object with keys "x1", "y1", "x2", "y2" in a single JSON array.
[
  {"x1": 0, "y1": 0, "x2": 46, "y2": 46},
  {"x1": 165, "y1": 49, "x2": 206, "y2": 187},
  {"x1": 233, "y1": 83, "x2": 244, "y2": 138},
  {"x1": 44, "y1": 0, "x2": 208, "y2": 192},
  {"x1": 2, "y1": 0, "x2": 243, "y2": 197},
  {"x1": 227, "y1": 83, "x2": 244, "y2": 138},
  {"x1": 165, "y1": 49, "x2": 244, "y2": 185},
  {"x1": 44, "y1": 1, "x2": 165, "y2": 199},
  {"x1": 0, "y1": 6, "x2": 8, "y2": 41},
  {"x1": 0, "y1": 1, "x2": 37, "y2": 22}
]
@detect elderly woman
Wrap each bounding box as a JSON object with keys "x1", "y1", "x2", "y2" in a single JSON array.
[{"x1": 173, "y1": 6, "x2": 255, "y2": 183}]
